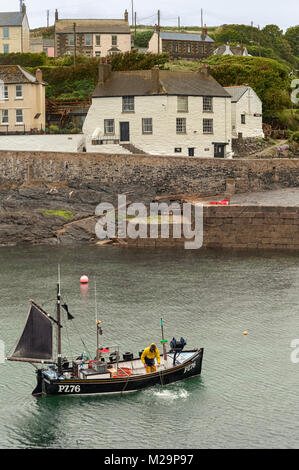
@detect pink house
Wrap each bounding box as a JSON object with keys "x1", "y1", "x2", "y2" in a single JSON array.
[{"x1": 43, "y1": 39, "x2": 55, "y2": 57}]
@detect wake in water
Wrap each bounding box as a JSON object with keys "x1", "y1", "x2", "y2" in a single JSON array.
[{"x1": 150, "y1": 388, "x2": 189, "y2": 401}]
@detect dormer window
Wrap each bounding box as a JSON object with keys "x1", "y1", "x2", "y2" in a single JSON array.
[
  {"x1": 122, "y1": 96, "x2": 135, "y2": 112},
  {"x1": 177, "y1": 96, "x2": 188, "y2": 112}
]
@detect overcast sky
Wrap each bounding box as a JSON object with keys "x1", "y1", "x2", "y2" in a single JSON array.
[{"x1": 1, "y1": 0, "x2": 298, "y2": 31}]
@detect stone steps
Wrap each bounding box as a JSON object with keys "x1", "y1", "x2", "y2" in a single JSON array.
[{"x1": 120, "y1": 143, "x2": 148, "y2": 155}]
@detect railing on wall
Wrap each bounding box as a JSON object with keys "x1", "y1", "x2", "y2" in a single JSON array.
[
  {"x1": 92, "y1": 136, "x2": 120, "y2": 145},
  {"x1": 0, "y1": 125, "x2": 41, "y2": 135}
]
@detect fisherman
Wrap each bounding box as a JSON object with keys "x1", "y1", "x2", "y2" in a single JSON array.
[{"x1": 141, "y1": 343, "x2": 160, "y2": 373}]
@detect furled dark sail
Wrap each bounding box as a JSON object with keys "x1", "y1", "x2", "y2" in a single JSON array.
[{"x1": 8, "y1": 302, "x2": 53, "y2": 363}]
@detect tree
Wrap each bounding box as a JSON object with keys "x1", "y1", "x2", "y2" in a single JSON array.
[
  {"x1": 262, "y1": 24, "x2": 283, "y2": 38},
  {"x1": 200, "y1": 55, "x2": 292, "y2": 112},
  {"x1": 285, "y1": 26, "x2": 299, "y2": 57},
  {"x1": 133, "y1": 30, "x2": 154, "y2": 48}
]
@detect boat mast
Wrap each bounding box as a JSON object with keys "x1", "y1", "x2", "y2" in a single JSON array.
[
  {"x1": 95, "y1": 281, "x2": 99, "y2": 360},
  {"x1": 95, "y1": 281, "x2": 102, "y2": 361},
  {"x1": 161, "y1": 318, "x2": 168, "y2": 361},
  {"x1": 57, "y1": 265, "x2": 62, "y2": 374}
]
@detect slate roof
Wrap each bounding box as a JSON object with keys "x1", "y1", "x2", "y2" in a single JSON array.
[
  {"x1": 224, "y1": 86, "x2": 251, "y2": 102},
  {"x1": 214, "y1": 44, "x2": 250, "y2": 56},
  {"x1": 160, "y1": 32, "x2": 214, "y2": 43},
  {"x1": 93, "y1": 69, "x2": 231, "y2": 98},
  {"x1": 0, "y1": 65, "x2": 46, "y2": 85},
  {"x1": 0, "y1": 12, "x2": 24, "y2": 27},
  {"x1": 43, "y1": 39, "x2": 54, "y2": 47},
  {"x1": 30, "y1": 37, "x2": 43, "y2": 45},
  {"x1": 55, "y1": 19, "x2": 130, "y2": 34}
]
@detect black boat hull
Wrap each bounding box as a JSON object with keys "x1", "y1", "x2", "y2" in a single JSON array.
[{"x1": 33, "y1": 349, "x2": 204, "y2": 397}]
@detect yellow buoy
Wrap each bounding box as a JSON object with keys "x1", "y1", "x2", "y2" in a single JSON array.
[{"x1": 243, "y1": 331, "x2": 248, "y2": 336}]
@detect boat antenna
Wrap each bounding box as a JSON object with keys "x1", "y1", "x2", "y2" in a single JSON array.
[
  {"x1": 57, "y1": 264, "x2": 62, "y2": 374},
  {"x1": 160, "y1": 318, "x2": 168, "y2": 362}
]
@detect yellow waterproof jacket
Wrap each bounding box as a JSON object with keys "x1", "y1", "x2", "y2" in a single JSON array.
[{"x1": 141, "y1": 344, "x2": 160, "y2": 365}]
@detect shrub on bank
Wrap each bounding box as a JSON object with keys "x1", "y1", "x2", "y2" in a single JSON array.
[{"x1": 0, "y1": 52, "x2": 47, "y2": 67}]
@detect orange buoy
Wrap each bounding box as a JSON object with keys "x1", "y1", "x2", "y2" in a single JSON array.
[{"x1": 80, "y1": 275, "x2": 89, "y2": 284}]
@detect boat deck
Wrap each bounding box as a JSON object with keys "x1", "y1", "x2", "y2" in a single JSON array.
[{"x1": 76, "y1": 351, "x2": 196, "y2": 381}]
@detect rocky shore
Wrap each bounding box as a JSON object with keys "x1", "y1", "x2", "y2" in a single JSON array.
[{"x1": 0, "y1": 179, "x2": 157, "y2": 246}]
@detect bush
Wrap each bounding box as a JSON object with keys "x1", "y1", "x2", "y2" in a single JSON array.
[
  {"x1": 27, "y1": 52, "x2": 169, "y2": 100},
  {"x1": 289, "y1": 131, "x2": 299, "y2": 143},
  {"x1": 109, "y1": 50, "x2": 169, "y2": 71},
  {"x1": 0, "y1": 52, "x2": 47, "y2": 67},
  {"x1": 133, "y1": 30, "x2": 154, "y2": 48},
  {"x1": 49, "y1": 125, "x2": 59, "y2": 133},
  {"x1": 168, "y1": 55, "x2": 292, "y2": 113}
]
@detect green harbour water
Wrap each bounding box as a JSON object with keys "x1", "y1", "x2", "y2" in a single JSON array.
[{"x1": 0, "y1": 245, "x2": 299, "y2": 449}]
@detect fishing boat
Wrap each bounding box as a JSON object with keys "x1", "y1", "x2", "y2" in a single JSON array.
[{"x1": 7, "y1": 275, "x2": 204, "y2": 397}]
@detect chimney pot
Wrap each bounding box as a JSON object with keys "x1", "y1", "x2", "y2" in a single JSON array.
[
  {"x1": 98, "y1": 63, "x2": 112, "y2": 86},
  {"x1": 151, "y1": 66, "x2": 160, "y2": 94},
  {"x1": 22, "y1": 2, "x2": 26, "y2": 14},
  {"x1": 55, "y1": 9, "x2": 59, "y2": 22},
  {"x1": 202, "y1": 23, "x2": 208, "y2": 40},
  {"x1": 36, "y1": 69, "x2": 43, "y2": 83},
  {"x1": 124, "y1": 9, "x2": 129, "y2": 22},
  {"x1": 200, "y1": 63, "x2": 210, "y2": 77}
]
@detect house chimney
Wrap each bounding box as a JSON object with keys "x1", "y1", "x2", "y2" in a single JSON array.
[
  {"x1": 200, "y1": 63, "x2": 210, "y2": 77},
  {"x1": 98, "y1": 63, "x2": 112, "y2": 85},
  {"x1": 151, "y1": 66, "x2": 160, "y2": 94},
  {"x1": 124, "y1": 9, "x2": 129, "y2": 22},
  {"x1": 35, "y1": 69, "x2": 43, "y2": 83},
  {"x1": 55, "y1": 9, "x2": 59, "y2": 22},
  {"x1": 202, "y1": 23, "x2": 208, "y2": 40},
  {"x1": 22, "y1": 2, "x2": 26, "y2": 14}
]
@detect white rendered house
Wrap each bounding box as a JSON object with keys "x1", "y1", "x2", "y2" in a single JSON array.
[
  {"x1": 224, "y1": 86, "x2": 264, "y2": 138},
  {"x1": 213, "y1": 43, "x2": 251, "y2": 56},
  {"x1": 83, "y1": 64, "x2": 233, "y2": 158}
]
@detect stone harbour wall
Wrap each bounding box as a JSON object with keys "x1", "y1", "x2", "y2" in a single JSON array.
[
  {"x1": 0, "y1": 151, "x2": 299, "y2": 197},
  {"x1": 127, "y1": 206, "x2": 299, "y2": 251}
]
